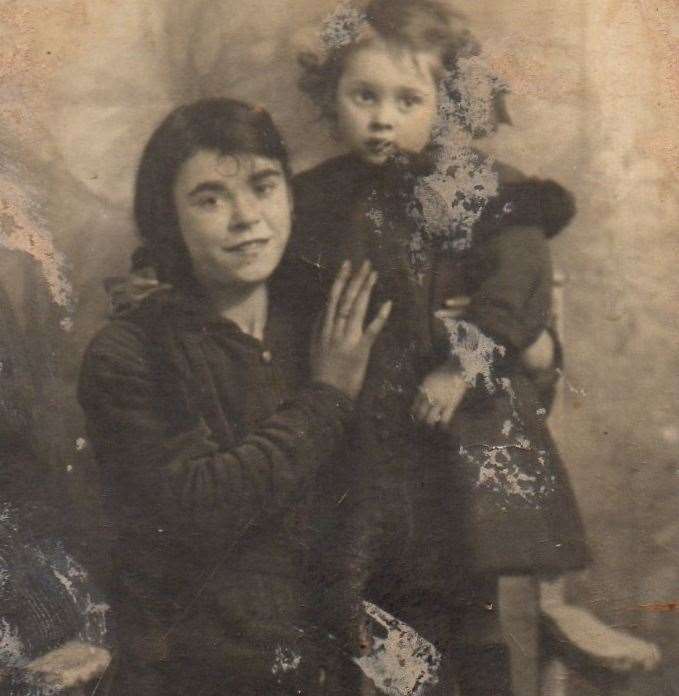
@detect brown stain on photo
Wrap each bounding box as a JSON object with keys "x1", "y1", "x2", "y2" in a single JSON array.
[
  {"x1": 0, "y1": 0, "x2": 91, "y2": 140},
  {"x1": 636, "y1": 602, "x2": 679, "y2": 613}
]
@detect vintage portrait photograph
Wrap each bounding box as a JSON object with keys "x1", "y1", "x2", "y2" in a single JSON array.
[{"x1": 0, "y1": 0, "x2": 677, "y2": 694}]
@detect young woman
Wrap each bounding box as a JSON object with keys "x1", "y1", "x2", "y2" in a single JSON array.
[{"x1": 78, "y1": 98, "x2": 390, "y2": 696}]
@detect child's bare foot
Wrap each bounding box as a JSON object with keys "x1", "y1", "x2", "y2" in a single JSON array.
[{"x1": 542, "y1": 604, "x2": 661, "y2": 672}]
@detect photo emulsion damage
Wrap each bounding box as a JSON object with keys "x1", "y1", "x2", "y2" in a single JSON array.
[{"x1": 0, "y1": 1, "x2": 676, "y2": 694}]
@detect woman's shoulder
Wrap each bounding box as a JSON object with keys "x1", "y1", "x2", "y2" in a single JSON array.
[{"x1": 81, "y1": 296, "x2": 168, "y2": 372}]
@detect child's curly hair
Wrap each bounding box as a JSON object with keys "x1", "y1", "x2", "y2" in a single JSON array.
[
  {"x1": 298, "y1": 0, "x2": 509, "y2": 135},
  {"x1": 298, "y1": 0, "x2": 479, "y2": 122}
]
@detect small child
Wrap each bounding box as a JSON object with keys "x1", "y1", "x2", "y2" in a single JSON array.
[{"x1": 292, "y1": 0, "x2": 656, "y2": 692}]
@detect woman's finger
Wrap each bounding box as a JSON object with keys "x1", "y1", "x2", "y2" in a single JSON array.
[
  {"x1": 440, "y1": 402, "x2": 457, "y2": 428},
  {"x1": 346, "y1": 270, "x2": 377, "y2": 339},
  {"x1": 412, "y1": 389, "x2": 433, "y2": 422},
  {"x1": 363, "y1": 300, "x2": 392, "y2": 346},
  {"x1": 425, "y1": 402, "x2": 444, "y2": 428},
  {"x1": 334, "y1": 261, "x2": 371, "y2": 336},
  {"x1": 323, "y1": 260, "x2": 351, "y2": 341}
]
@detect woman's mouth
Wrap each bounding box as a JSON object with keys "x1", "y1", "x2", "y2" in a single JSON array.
[{"x1": 224, "y1": 239, "x2": 270, "y2": 254}]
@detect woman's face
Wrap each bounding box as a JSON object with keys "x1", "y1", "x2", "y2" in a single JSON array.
[
  {"x1": 336, "y1": 39, "x2": 439, "y2": 164},
  {"x1": 173, "y1": 150, "x2": 292, "y2": 291}
]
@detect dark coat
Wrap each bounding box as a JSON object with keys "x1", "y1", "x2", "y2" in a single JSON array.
[
  {"x1": 77, "y1": 261, "x2": 355, "y2": 696},
  {"x1": 1, "y1": 264, "x2": 109, "y2": 694},
  {"x1": 291, "y1": 153, "x2": 590, "y2": 641}
]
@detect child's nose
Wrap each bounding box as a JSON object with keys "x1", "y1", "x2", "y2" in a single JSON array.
[{"x1": 370, "y1": 102, "x2": 396, "y2": 131}]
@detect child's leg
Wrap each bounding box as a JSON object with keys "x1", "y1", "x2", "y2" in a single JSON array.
[{"x1": 540, "y1": 576, "x2": 661, "y2": 672}]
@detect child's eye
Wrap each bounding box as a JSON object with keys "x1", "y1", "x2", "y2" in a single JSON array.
[
  {"x1": 352, "y1": 89, "x2": 377, "y2": 105},
  {"x1": 399, "y1": 94, "x2": 423, "y2": 109}
]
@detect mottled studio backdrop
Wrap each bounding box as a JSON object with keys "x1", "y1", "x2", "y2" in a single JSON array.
[{"x1": 1, "y1": 1, "x2": 678, "y2": 693}]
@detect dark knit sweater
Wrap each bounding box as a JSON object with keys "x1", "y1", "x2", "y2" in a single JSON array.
[{"x1": 77, "y1": 260, "x2": 354, "y2": 695}]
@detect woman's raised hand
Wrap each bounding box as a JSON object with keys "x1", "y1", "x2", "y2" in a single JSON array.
[{"x1": 312, "y1": 260, "x2": 391, "y2": 400}]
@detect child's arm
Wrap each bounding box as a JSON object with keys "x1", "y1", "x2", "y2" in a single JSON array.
[
  {"x1": 459, "y1": 224, "x2": 554, "y2": 353},
  {"x1": 414, "y1": 225, "x2": 554, "y2": 429},
  {"x1": 440, "y1": 297, "x2": 557, "y2": 372}
]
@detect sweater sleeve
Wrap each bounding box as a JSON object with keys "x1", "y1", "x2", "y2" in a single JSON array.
[
  {"x1": 77, "y1": 321, "x2": 354, "y2": 546},
  {"x1": 461, "y1": 225, "x2": 553, "y2": 354}
]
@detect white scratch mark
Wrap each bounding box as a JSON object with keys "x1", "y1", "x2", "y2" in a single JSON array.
[
  {"x1": 556, "y1": 368, "x2": 587, "y2": 397},
  {"x1": 0, "y1": 618, "x2": 25, "y2": 670},
  {"x1": 0, "y1": 178, "x2": 74, "y2": 316},
  {"x1": 321, "y1": 3, "x2": 368, "y2": 49},
  {"x1": 272, "y1": 645, "x2": 302, "y2": 677},
  {"x1": 354, "y1": 601, "x2": 441, "y2": 696},
  {"x1": 441, "y1": 317, "x2": 505, "y2": 392}
]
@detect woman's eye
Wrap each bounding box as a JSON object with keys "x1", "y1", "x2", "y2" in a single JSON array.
[
  {"x1": 254, "y1": 181, "x2": 277, "y2": 197},
  {"x1": 196, "y1": 196, "x2": 219, "y2": 208}
]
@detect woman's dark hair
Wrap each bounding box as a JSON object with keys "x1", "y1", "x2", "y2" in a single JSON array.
[
  {"x1": 134, "y1": 98, "x2": 291, "y2": 284},
  {"x1": 298, "y1": 0, "x2": 476, "y2": 122}
]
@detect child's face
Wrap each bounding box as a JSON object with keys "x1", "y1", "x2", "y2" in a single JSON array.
[{"x1": 336, "y1": 40, "x2": 439, "y2": 165}]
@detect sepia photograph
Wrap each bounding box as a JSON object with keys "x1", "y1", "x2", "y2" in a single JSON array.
[{"x1": 0, "y1": 1, "x2": 677, "y2": 694}]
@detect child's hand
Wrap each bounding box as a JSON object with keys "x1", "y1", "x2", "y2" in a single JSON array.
[{"x1": 412, "y1": 362, "x2": 468, "y2": 429}]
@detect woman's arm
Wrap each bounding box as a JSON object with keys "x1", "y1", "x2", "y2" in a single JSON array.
[
  {"x1": 78, "y1": 323, "x2": 354, "y2": 546},
  {"x1": 79, "y1": 261, "x2": 390, "y2": 547}
]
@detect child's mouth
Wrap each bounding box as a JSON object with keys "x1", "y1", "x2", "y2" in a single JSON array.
[{"x1": 364, "y1": 138, "x2": 394, "y2": 156}]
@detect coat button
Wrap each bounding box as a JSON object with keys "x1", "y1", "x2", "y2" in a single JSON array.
[{"x1": 262, "y1": 350, "x2": 272, "y2": 363}]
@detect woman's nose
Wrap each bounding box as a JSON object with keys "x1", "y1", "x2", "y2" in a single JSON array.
[{"x1": 229, "y1": 192, "x2": 260, "y2": 231}]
